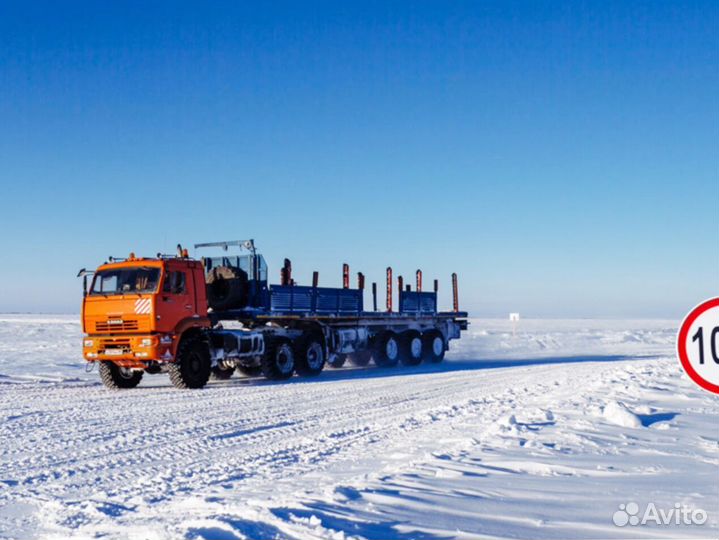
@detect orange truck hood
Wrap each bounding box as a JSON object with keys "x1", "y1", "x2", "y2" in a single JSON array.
[{"x1": 83, "y1": 294, "x2": 155, "y2": 334}]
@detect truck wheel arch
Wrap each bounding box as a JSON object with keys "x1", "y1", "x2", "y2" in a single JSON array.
[{"x1": 172, "y1": 318, "x2": 212, "y2": 356}]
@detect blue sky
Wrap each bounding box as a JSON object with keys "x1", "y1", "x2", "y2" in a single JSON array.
[{"x1": 0, "y1": 1, "x2": 716, "y2": 317}]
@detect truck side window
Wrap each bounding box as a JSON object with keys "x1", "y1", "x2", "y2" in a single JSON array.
[
  {"x1": 163, "y1": 271, "x2": 186, "y2": 294},
  {"x1": 173, "y1": 272, "x2": 186, "y2": 294}
]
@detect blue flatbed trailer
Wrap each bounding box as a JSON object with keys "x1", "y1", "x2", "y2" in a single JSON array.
[{"x1": 197, "y1": 240, "x2": 468, "y2": 378}]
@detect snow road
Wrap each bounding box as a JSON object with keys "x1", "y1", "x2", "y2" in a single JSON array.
[{"x1": 0, "y1": 316, "x2": 717, "y2": 539}]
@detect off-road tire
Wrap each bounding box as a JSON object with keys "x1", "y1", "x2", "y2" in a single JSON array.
[
  {"x1": 206, "y1": 266, "x2": 248, "y2": 311},
  {"x1": 423, "y1": 331, "x2": 446, "y2": 363},
  {"x1": 400, "y1": 331, "x2": 423, "y2": 366},
  {"x1": 168, "y1": 337, "x2": 212, "y2": 389},
  {"x1": 372, "y1": 333, "x2": 400, "y2": 368},
  {"x1": 295, "y1": 336, "x2": 326, "y2": 377},
  {"x1": 261, "y1": 338, "x2": 295, "y2": 380},
  {"x1": 99, "y1": 361, "x2": 143, "y2": 389}
]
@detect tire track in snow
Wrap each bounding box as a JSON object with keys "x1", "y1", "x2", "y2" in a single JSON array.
[{"x1": 0, "y1": 357, "x2": 642, "y2": 539}]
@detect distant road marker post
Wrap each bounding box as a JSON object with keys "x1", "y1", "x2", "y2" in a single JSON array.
[{"x1": 509, "y1": 313, "x2": 520, "y2": 336}]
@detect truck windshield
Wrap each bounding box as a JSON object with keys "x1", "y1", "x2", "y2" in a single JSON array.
[{"x1": 90, "y1": 267, "x2": 161, "y2": 295}]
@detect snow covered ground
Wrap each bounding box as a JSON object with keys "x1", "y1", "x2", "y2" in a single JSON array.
[{"x1": 0, "y1": 315, "x2": 717, "y2": 539}]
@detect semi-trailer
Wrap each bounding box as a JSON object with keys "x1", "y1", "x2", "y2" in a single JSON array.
[{"x1": 78, "y1": 240, "x2": 468, "y2": 389}]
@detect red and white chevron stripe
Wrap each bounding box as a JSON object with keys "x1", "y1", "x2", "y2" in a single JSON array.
[{"x1": 134, "y1": 298, "x2": 152, "y2": 314}]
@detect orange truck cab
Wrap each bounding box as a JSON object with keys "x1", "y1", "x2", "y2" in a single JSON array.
[{"x1": 81, "y1": 251, "x2": 211, "y2": 383}]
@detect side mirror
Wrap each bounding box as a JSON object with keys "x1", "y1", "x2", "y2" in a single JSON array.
[{"x1": 77, "y1": 268, "x2": 94, "y2": 297}]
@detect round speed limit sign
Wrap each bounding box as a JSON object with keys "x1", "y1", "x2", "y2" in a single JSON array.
[{"x1": 677, "y1": 297, "x2": 719, "y2": 394}]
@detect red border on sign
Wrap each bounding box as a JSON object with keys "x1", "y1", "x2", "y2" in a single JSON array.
[{"x1": 677, "y1": 297, "x2": 719, "y2": 395}]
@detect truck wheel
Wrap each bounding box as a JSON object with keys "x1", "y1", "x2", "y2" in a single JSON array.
[
  {"x1": 237, "y1": 365, "x2": 262, "y2": 377},
  {"x1": 373, "y1": 333, "x2": 400, "y2": 368},
  {"x1": 261, "y1": 339, "x2": 295, "y2": 380},
  {"x1": 400, "y1": 331, "x2": 423, "y2": 366},
  {"x1": 168, "y1": 337, "x2": 212, "y2": 389},
  {"x1": 348, "y1": 351, "x2": 372, "y2": 367},
  {"x1": 295, "y1": 337, "x2": 326, "y2": 376},
  {"x1": 423, "y1": 331, "x2": 446, "y2": 363},
  {"x1": 99, "y1": 362, "x2": 143, "y2": 389},
  {"x1": 328, "y1": 353, "x2": 347, "y2": 368},
  {"x1": 211, "y1": 364, "x2": 235, "y2": 380}
]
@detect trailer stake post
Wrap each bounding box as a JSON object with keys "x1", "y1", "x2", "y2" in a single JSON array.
[
  {"x1": 416, "y1": 269, "x2": 422, "y2": 292},
  {"x1": 386, "y1": 267, "x2": 393, "y2": 312},
  {"x1": 281, "y1": 258, "x2": 292, "y2": 286},
  {"x1": 343, "y1": 263, "x2": 350, "y2": 289},
  {"x1": 452, "y1": 272, "x2": 459, "y2": 312},
  {"x1": 433, "y1": 279, "x2": 438, "y2": 293},
  {"x1": 312, "y1": 271, "x2": 319, "y2": 288},
  {"x1": 372, "y1": 282, "x2": 378, "y2": 311},
  {"x1": 357, "y1": 272, "x2": 365, "y2": 290}
]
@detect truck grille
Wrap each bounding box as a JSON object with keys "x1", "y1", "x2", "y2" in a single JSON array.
[
  {"x1": 102, "y1": 338, "x2": 131, "y2": 348},
  {"x1": 95, "y1": 319, "x2": 139, "y2": 332},
  {"x1": 100, "y1": 337, "x2": 132, "y2": 355}
]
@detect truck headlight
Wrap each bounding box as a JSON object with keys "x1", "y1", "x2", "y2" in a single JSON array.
[
  {"x1": 141, "y1": 337, "x2": 155, "y2": 347},
  {"x1": 84, "y1": 339, "x2": 94, "y2": 348}
]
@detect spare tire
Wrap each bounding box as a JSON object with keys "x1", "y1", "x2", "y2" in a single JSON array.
[{"x1": 206, "y1": 266, "x2": 248, "y2": 310}]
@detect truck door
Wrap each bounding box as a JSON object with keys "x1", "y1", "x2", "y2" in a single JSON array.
[{"x1": 159, "y1": 263, "x2": 194, "y2": 325}]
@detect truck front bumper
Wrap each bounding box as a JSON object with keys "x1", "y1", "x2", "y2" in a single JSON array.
[{"x1": 83, "y1": 334, "x2": 176, "y2": 365}]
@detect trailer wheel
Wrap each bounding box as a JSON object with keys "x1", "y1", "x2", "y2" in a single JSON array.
[
  {"x1": 99, "y1": 362, "x2": 143, "y2": 389},
  {"x1": 211, "y1": 364, "x2": 235, "y2": 380},
  {"x1": 348, "y1": 350, "x2": 372, "y2": 367},
  {"x1": 373, "y1": 333, "x2": 400, "y2": 367},
  {"x1": 168, "y1": 337, "x2": 212, "y2": 389},
  {"x1": 261, "y1": 339, "x2": 295, "y2": 380},
  {"x1": 328, "y1": 353, "x2": 347, "y2": 368},
  {"x1": 423, "y1": 331, "x2": 446, "y2": 363},
  {"x1": 295, "y1": 337, "x2": 326, "y2": 376},
  {"x1": 400, "y1": 331, "x2": 423, "y2": 366}
]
